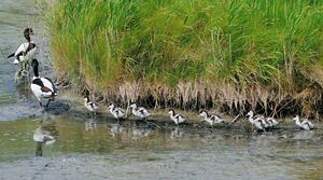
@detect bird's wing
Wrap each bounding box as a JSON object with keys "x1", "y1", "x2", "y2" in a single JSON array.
[
  {"x1": 41, "y1": 77, "x2": 56, "y2": 94},
  {"x1": 139, "y1": 108, "x2": 149, "y2": 115},
  {"x1": 14, "y1": 43, "x2": 29, "y2": 56}
]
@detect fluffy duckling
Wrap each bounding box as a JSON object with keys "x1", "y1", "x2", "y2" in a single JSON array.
[
  {"x1": 293, "y1": 115, "x2": 314, "y2": 131},
  {"x1": 266, "y1": 117, "x2": 279, "y2": 127},
  {"x1": 199, "y1": 110, "x2": 224, "y2": 126},
  {"x1": 8, "y1": 28, "x2": 37, "y2": 65},
  {"x1": 30, "y1": 59, "x2": 57, "y2": 109},
  {"x1": 129, "y1": 103, "x2": 150, "y2": 120},
  {"x1": 168, "y1": 109, "x2": 186, "y2": 125},
  {"x1": 84, "y1": 96, "x2": 98, "y2": 113},
  {"x1": 107, "y1": 103, "x2": 125, "y2": 120},
  {"x1": 246, "y1": 111, "x2": 265, "y2": 131}
]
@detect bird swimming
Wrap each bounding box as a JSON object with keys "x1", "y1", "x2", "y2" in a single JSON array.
[
  {"x1": 246, "y1": 111, "x2": 266, "y2": 131},
  {"x1": 30, "y1": 59, "x2": 57, "y2": 109},
  {"x1": 199, "y1": 110, "x2": 224, "y2": 126},
  {"x1": 129, "y1": 103, "x2": 150, "y2": 120},
  {"x1": 168, "y1": 109, "x2": 186, "y2": 125},
  {"x1": 293, "y1": 115, "x2": 314, "y2": 131},
  {"x1": 107, "y1": 103, "x2": 126, "y2": 120},
  {"x1": 84, "y1": 95, "x2": 98, "y2": 113}
]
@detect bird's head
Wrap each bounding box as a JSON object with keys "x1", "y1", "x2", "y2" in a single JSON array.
[
  {"x1": 292, "y1": 115, "x2": 299, "y2": 121},
  {"x1": 168, "y1": 109, "x2": 175, "y2": 115},
  {"x1": 199, "y1": 110, "x2": 208, "y2": 118},
  {"x1": 24, "y1": 28, "x2": 34, "y2": 41},
  {"x1": 107, "y1": 103, "x2": 115, "y2": 110},
  {"x1": 246, "y1": 111, "x2": 253, "y2": 118},
  {"x1": 129, "y1": 103, "x2": 137, "y2": 109}
]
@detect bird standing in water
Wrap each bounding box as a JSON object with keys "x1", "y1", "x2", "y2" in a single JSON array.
[
  {"x1": 30, "y1": 59, "x2": 57, "y2": 110},
  {"x1": 8, "y1": 28, "x2": 37, "y2": 81}
]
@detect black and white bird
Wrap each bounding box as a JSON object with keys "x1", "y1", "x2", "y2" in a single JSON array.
[
  {"x1": 129, "y1": 103, "x2": 150, "y2": 120},
  {"x1": 8, "y1": 28, "x2": 37, "y2": 65},
  {"x1": 199, "y1": 110, "x2": 224, "y2": 126},
  {"x1": 30, "y1": 59, "x2": 57, "y2": 108},
  {"x1": 168, "y1": 109, "x2": 186, "y2": 125},
  {"x1": 246, "y1": 111, "x2": 266, "y2": 131},
  {"x1": 84, "y1": 96, "x2": 98, "y2": 113},
  {"x1": 107, "y1": 103, "x2": 125, "y2": 120},
  {"x1": 266, "y1": 117, "x2": 279, "y2": 128},
  {"x1": 293, "y1": 115, "x2": 314, "y2": 131}
]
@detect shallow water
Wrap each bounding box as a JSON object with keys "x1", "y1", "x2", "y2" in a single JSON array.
[
  {"x1": 0, "y1": 116, "x2": 323, "y2": 180},
  {"x1": 1, "y1": 1, "x2": 323, "y2": 180},
  {"x1": 0, "y1": 0, "x2": 51, "y2": 120}
]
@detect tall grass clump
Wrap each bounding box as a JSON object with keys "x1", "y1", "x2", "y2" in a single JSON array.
[{"x1": 47, "y1": 0, "x2": 323, "y2": 117}]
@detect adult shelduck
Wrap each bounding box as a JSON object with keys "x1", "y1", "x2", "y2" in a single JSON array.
[
  {"x1": 84, "y1": 95, "x2": 98, "y2": 113},
  {"x1": 30, "y1": 59, "x2": 57, "y2": 108},
  {"x1": 8, "y1": 28, "x2": 37, "y2": 65},
  {"x1": 199, "y1": 110, "x2": 224, "y2": 126},
  {"x1": 129, "y1": 103, "x2": 150, "y2": 120},
  {"x1": 107, "y1": 103, "x2": 125, "y2": 120},
  {"x1": 168, "y1": 109, "x2": 186, "y2": 125},
  {"x1": 293, "y1": 115, "x2": 314, "y2": 131}
]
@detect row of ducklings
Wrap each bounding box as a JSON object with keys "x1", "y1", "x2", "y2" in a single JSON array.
[
  {"x1": 84, "y1": 98, "x2": 224, "y2": 126},
  {"x1": 246, "y1": 111, "x2": 314, "y2": 131},
  {"x1": 84, "y1": 97, "x2": 315, "y2": 131}
]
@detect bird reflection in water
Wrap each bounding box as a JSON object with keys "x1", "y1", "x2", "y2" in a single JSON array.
[
  {"x1": 131, "y1": 125, "x2": 154, "y2": 140},
  {"x1": 170, "y1": 127, "x2": 184, "y2": 139},
  {"x1": 108, "y1": 123, "x2": 126, "y2": 137},
  {"x1": 85, "y1": 118, "x2": 97, "y2": 131},
  {"x1": 33, "y1": 121, "x2": 58, "y2": 157}
]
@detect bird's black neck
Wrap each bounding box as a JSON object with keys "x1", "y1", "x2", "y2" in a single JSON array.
[
  {"x1": 32, "y1": 63, "x2": 39, "y2": 77},
  {"x1": 25, "y1": 34, "x2": 31, "y2": 42}
]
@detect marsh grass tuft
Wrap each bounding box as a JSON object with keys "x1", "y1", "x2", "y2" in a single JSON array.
[{"x1": 47, "y1": 0, "x2": 323, "y2": 118}]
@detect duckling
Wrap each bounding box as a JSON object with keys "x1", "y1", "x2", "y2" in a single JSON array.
[
  {"x1": 30, "y1": 59, "x2": 57, "y2": 109},
  {"x1": 84, "y1": 95, "x2": 98, "y2": 113},
  {"x1": 293, "y1": 115, "x2": 314, "y2": 131},
  {"x1": 129, "y1": 103, "x2": 150, "y2": 120},
  {"x1": 168, "y1": 109, "x2": 186, "y2": 125},
  {"x1": 246, "y1": 111, "x2": 265, "y2": 131},
  {"x1": 8, "y1": 28, "x2": 37, "y2": 65},
  {"x1": 199, "y1": 110, "x2": 224, "y2": 126},
  {"x1": 266, "y1": 117, "x2": 279, "y2": 127},
  {"x1": 107, "y1": 103, "x2": 125, "y2": 120}
]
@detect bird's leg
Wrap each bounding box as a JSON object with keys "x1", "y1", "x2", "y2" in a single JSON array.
[
  {"x1": 39, "y1": 101, "x2": 45, "y2": 113},
  {"x1": 45, "y1": 99, "x2": 52, "y2": 108}
]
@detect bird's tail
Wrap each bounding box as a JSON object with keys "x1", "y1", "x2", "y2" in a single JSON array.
[{"x1": 7, "y1": 53, "x2": 14, "y2": 58}]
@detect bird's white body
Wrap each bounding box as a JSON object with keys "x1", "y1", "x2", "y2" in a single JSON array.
[
  {"x1": 293, "y1": 116, "x2": 314, "y2": 131},
  {"x1": 169, "y1": 110, "x2": 186, "y2": 125},
  {"x1": 246, "y1": 111, "x2": 265, "y2": 131},
  {"x1": 84, "y1": 98, "x2": 98, "y2": 112},
  {"x1": 12, "y1": 42, "x2": 37, "y2": 64},
  {"x1": 246, "y1": 111, "x2": 279, "y2": 130},
  {"x1": 30, "y1": 59, "x2": 57, "y2": 108},
  {"x1": 130, "y1": 104, "x2": 150, "y2": 119},
  {"x1": 266, "y1": 117, "x2": 279, "y2": 127},
  {"x1": 108, "y1": 104, "x2": 125, "y2": 119},
  {"x1": 199, "y1": 111, "x2": 224, "y2": 126},
  {"x1": 31, "y1": 77, "x2": 57, "y2": 102}
]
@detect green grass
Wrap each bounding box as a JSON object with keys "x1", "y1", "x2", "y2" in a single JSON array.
[{"x1": 46, "y1": 0, "x2": 323, "y2": 115}]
